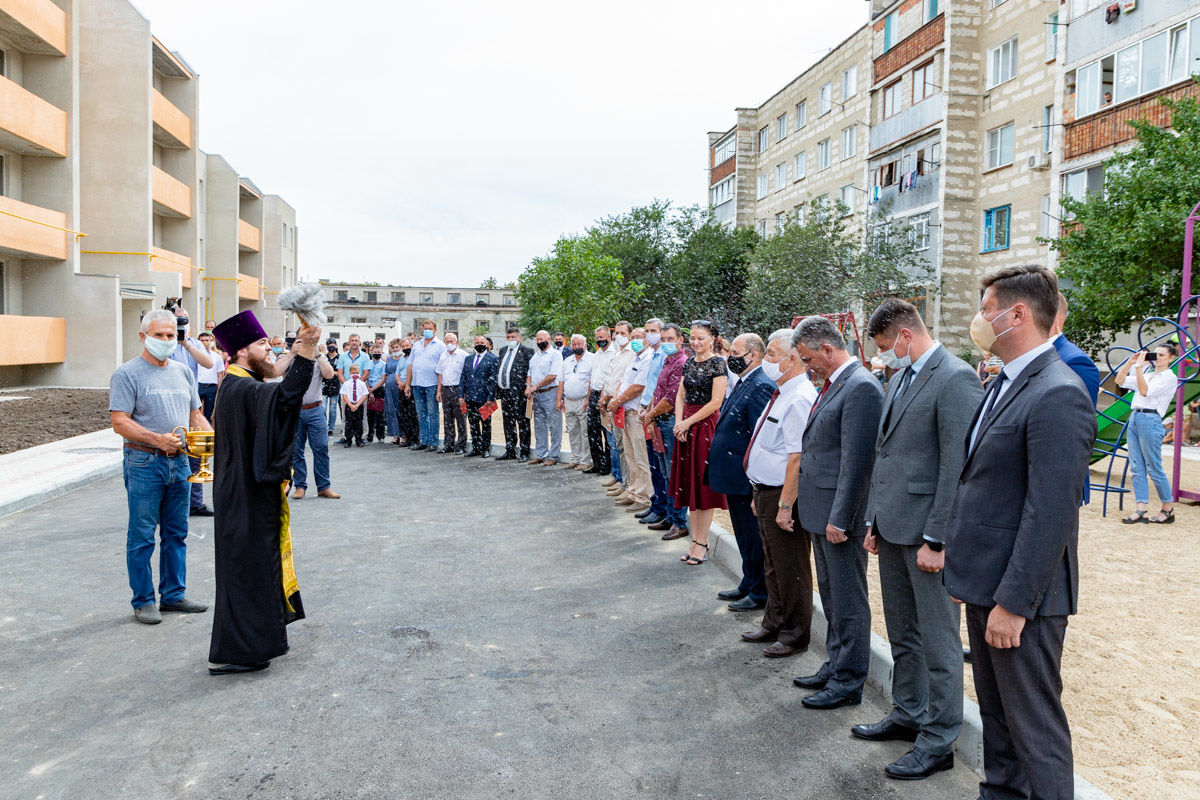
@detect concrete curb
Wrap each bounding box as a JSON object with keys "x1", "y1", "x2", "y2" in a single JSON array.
[
  {"x1": 0, "y1": 428, "x2": 125, "y2": 519},
  {"x1": 708, "y1": 522, "x2": 1112, "y2": 800}
]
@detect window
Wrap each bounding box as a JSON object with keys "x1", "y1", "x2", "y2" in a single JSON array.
[
  {"x1": 1074, "y1": 17, "x2": 1200, "y2": 119},
  {"x1": 985, "y1": 123, "x2": 1015, "y2": 169},
  {"x1": 757, "y1": 174, "x2": 768, "y2": 199},
  {"x1": 447, "y1": 292, "x2": 461, "y2": 304},
  {"x1": 987, "y1": 38, "x2": 1018, "y2": 88},
  {"x1": 0, "y1": 48, "x2": 6, "y2": 77},
  {"x1": 795, "y1": 204, "x2": 806, "y2": 226},
  {"x1": 818, "y1": 83, "x2": 833, "y2": 116},
  {"x1": 796, "y1": 100, "x2": 807, "y2": 129},
  {"x1": 282, "y1": 222, "x2": 287, "y2": 247},
  {"x1": 0, "y1": 153, "x2": 5, "y2": 196},
  {"x1": 918, "y1": 141, "x2": 941, "y2": 174},
  {"x1": 756, "y1": 219, "x2": 768, "y2": 237},
  {"x1": 989, "y1": 0, "x2": 1008, "y2": 7},
  {"x1": 391, "y1": 291, "x2": 405, "y2": 302},
  {"x1": 818, "y1": 139, "x2": 830, "y2": 170},
  {"x1": 364, "y1": 291, "x2": 377, "y2": 303},
  {"x1": 813, "y1": 194, "x2": 829, "y2": 214},
  {"x1": 420, "y1": 292, "x2": 434, "y2": 304},
  {"x1": 777, "y1": 114, "x2": 788, "y2": 141},
  {"x1": 1042, "y1": 105, "x2": 1054, "y2": 154},
  {"x1": 0, "y1": 262, "x2": 5, "y2": 314},
  {"x1": 1114, "y1": 44, "x2": 1139, "y2": 104},
  {"x1": 775, "y1": 212, "x2": 786, "y2": 233},
  {"x1": 1063, "y1": 164, "x2": 1105, "y2": 201},
  {"x1": 1039, "y1": 194, "x2": 1053, "y2": 239},
  {"x1": 712, "y1": 135, "x2": 735, "y2": 165},
  {"x1": 351, "y1": 316, "x2": 367, "y2": 324},
  {"x1": 1169, "y1": 24, "x2": 1189, "y2": 83},
  {"x1": 326, "y1": 315, "x2": 335, "y2": 325},
  {"x1": 883, "y1": 11, "x2": 898, "y2": 53},
  {"x1": 841, "y1": 125, "x2": 857, "y2": 159},
  {"x1": 476, "y1": 293, "x2": 490, "y2": 305},
  {"x1": 983, "y1": 205, "x2": 1011, "y2": 252},
  {"x1": 1140, "y1": 31, "x2": 1168, "y2": 96},
  {"x1": 1075, "y1": 61, "x2": 1100, "y2": 117},
  {"x1": 1046, "y1": 13, "x2": 1059, "y2": 61},
  {"x1": 842, "y1": 65, "x2": 857, "y2": 100},
  {"x1": 924, "y1": 0, "x2": 938, "y2": 21},
  {"x1": 759, "y1": 126, "x2": 770, "y2": 152},
  {"x1": 503, "y1": 294, "x2": 515, "y2": 306},
  {"x1": 444, "y1": 319, "x2": 458, "y2": 333},
  {"x1": 775, "y1": 162, "x2": 787, "y2": 190},
  {"x1": 710, "y1": 176, "x2": 734, "y2": 206},
  {"x1": 839, "y1": 185, "x2": 856, "y2": 215},
  {"x1": 913, "y1": 61, "x2": 935, "y2": 103},
  {"x1": 1192, "y1": 18, "x2": 1200, "y2": 84},
  {"x1": 883, "y1": 80, "x2": 902, "y2": 118},
  {"x1": 909, "y1": 214, "x2": 931, "y2": 250},
  {"x1": 793, "y1": 151, "x2": 807, "y2": 180},
  {"x1": 335, "y1": 290, "x2": 348, "y2": 301},
  {"x1": 475, "y1": 320, "x2": 491, "y2": 332}
]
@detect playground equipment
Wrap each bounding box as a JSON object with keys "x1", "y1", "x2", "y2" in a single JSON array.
[{"x1": 791, "y1": 311, "x2": 866, "y2": 364}]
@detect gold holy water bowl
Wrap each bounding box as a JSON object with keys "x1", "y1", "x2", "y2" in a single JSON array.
[{"x1": 173, "y1": 426, "x2": 214, "y2": 483}]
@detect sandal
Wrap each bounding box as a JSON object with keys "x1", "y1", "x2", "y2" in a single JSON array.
[
  {"x1": 685, "y1": 542, "x2": 709, "y2": 566},
  {"x1": 680, "y1": 538, "x2": 696, "y2": 562},
  {"x1": 1122, "y1": 510, "x2": 1148, "y2": 524},
  {"x1": 1148, "y1": 508, "x2": 1175, "y2": 524}
]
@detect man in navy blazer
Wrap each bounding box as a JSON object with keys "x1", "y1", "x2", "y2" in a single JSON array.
[
  {"x1": 460, "y1": 334, "x2": 499, "y2": 458},
  {"x1": 1050, "y1": 292, "x2": 1100, "y2": 504},
  {"x1": 707, "y1": 334, "x2": 777, "y2": 616}
]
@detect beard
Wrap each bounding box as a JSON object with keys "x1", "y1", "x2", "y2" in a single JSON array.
[{"x1": 243, "y1": 351, "x2": 273, "y2": 377}]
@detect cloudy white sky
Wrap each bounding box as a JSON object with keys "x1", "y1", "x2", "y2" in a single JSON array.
[{"x1": 133, "y1": 1, "x2": 865, "y2": 287}]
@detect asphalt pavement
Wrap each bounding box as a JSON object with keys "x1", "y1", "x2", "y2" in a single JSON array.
[{"x1": 0, "y1": 442, "x2": 979, "y2": 799}]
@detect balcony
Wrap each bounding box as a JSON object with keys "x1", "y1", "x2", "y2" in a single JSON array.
[
  {"x1": 237, "y1": 272, "x2": 260, "y2": 301},
  {"x1": 238, "y1": 218, "x2": 261, "y2": 252},
  {"x1": 0, "y1": 314, "x2": 66, "y2": 365},
  {"x1": 150, "y1": 246, "x2": 192, "y2": 289},
  {"x1": 0, "y1": 74, "x2": 68, "y2": 156},
  {"x1": 874, "y1": 13, "x2": 944, "y2": 84},
  {"x1": 870, "y1": 95, "x2": 942, "y2": 153},
  {"x1": 152, "y1": 89, "x2": 192, "y2": 149},
  {"x1": 0, "y1": 195, "x2": 68, "y2": 259},
  {"x1": 0, "y1": 0, "x2": 67, "y2": 56},
  {"x1": 152, "y1": 166, "x2": 191, "y2": 218}
]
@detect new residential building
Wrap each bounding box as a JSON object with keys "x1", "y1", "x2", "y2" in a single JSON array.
[
  {"x1": 319, "y1": 282, "x2": 522, "y2": 344},
  {"x1": 0, "y1": 0, "x2": 297, "y2": 388}
]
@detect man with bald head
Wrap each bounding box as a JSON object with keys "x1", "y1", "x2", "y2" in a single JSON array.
[
  {"x1": 526, "y1": 330, "x2": 564, "y2": 465},
  {"x1": 560, "y1": 334, "x2": 596, "y2": 470}
]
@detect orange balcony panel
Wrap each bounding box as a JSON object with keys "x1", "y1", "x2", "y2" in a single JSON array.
[
  {"x1": 238, "y1": 218, "x2": 261, "y2": 252},
  {"x1": 0, "y1": 0, "x2": 67, "y2": 56},
  {"x1": 151, "y1": 246, "x2": 193, "y2": 289},
  {"x1": 0, "y1": 74, "x2": 67, "y2": 156},
  {"x1": 0, "y1": 195, "x2": 68, "y2": 259},
  {"x1": 152, "y1": 165, "x2": 191, "y2": 218},
  {"x1": 237, "y1": 272, "x2": 260, "y2": 301},
  {"x1": 152, "y1": 88, "x2": 192, "y2": 149},
  {"x1": 0, "y1": 314, "x2": 66, "y2": 365}
]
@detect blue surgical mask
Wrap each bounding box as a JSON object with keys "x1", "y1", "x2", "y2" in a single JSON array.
[
  {"x1": 660, "y1": 342, "x2": 677, "y2": 356},
  {"x1": 144, "y1": 336, "x2": 177, "y2": 361},
  {"x1": 271, "y1": 346, "x2": 284, "y2": 355},
  {"x1": 423, "y1": 330, "x2": 434, "y2": 339},
  {"x1": 630, "y1": 339, "x2": 645, "y2": 353}
]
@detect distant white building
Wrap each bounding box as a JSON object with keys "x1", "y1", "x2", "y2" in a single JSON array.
[{"x1": 318, "y1": 281, "x2": 522, "y2": 344}]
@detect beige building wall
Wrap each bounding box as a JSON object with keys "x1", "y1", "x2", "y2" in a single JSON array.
[{"x1": 320, "y1": 282, "x2": 522, "y2": 344}]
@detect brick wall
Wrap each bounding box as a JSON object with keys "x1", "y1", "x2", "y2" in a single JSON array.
[
  {"x1": 874, "y1": 13, "x2": 944, "y2": 84},
  {"x1": 710, "y1": 157, "x2": 735, "y2": 185},
  {"x1": 1064, "y1": 81, "x2": 1200, "y2": 161}
]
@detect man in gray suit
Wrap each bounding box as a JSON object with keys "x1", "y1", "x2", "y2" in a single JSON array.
[
  {"x1": 945, "y1": 264, "x2": 1095, "y2": 800},
  {"x1": 854, "y1": 299, "x2": 983, "y2": 780},
  {"x1": 786, "y1": 316, "x2": 883, "y2": 709}
]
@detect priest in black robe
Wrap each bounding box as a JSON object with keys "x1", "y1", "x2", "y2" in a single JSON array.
[{"x1": 208, "y1": 310, "x2": 320, "y2": 675}]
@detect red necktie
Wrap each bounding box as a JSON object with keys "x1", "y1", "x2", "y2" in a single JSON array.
[
  {"x1": 352, "y1": 382, "x2": 358, "y2": 403},
  {"x1": 809, "y1": 379, "x2": 831, "y2": 419},
  {"x1": 743, "y1": 390, "x2": 781, "y2": 472}
]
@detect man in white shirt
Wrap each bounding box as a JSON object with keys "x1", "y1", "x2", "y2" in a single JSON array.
[
  {"x1": 559, "y1": 334, "x2": 595, "y2": 470},
  {"x1": 585, "y1": 326, "x2": 616, "y2": 476},
  {"x1": 608, "y1": 327, "x2": 652, "y2": 513},
  {"x1": 196, "y1": 331, "x2": 223, "y2": 421},
  {"x1": 600, "y1": 322, "x2": 635, "y2": 495},
  {"x1": 435, "y1": 333, "x2": 468, "y2": 454},
  {"x1": 526, "y1": 330, "x2": 563, "y2": 465},
  {"x1": 742, "y1": 329, "x2": 818, "y2": 656}
]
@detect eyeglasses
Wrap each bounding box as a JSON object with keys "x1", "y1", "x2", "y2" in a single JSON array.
[{"x1": 691, "y1": 319, "x2": 712, "y2": 328}]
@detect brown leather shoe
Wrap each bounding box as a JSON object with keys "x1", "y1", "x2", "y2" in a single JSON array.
[
  {"x1": 661, "y1": 525, "x2": 689, "y2": 540},
  {"x1": 614, "y1": 497, "x2": 635, "y2": 507},
  {"x1": 292, "y1": 487, "x2": 306, "y2": 499},
  {"x1": 647, "y1": 520, "x2": 671, "y2": 531},
  {"x1": 741, "y1": 627, "x2": 777, "y2": 643},
  {"x1": 625, "y1": 502, "x2": 650, "y2": 513},
  {"x1": 528, "y1": 458, "x2": 543, "y2": 465},
  {"x1": 762, "y1": 641, "x2": 803, "y2": 658},
  {"x1": 544, "y1": 459, "x2": 557, "y2": 466},
  {"x1": 317, "y1": 489, "x2": 341, "y2": 499},
  {"x1": 601, "y1": 477, "x2": 618, "y2": 487}
]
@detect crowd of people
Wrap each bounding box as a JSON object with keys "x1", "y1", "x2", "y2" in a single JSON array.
[{"x1": 114, "y1": 263, "x2": 1199, "y2": 797}]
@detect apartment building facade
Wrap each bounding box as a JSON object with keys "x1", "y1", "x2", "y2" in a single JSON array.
[
  {"x1": 0, "y1": 0, "x2": 297, "y2": 388},
  {"x1": 319, "y1": 282, "x2": 522, "y2": 344}
]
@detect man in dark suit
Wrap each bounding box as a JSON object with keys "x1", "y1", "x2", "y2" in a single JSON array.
[
  {"x1": 854, "y1": 299, "x2": 983, "y2": 781},
  {"x1": 494, "y1": 326, "x2": 533, "y2": 462},
  {"x1": 1050, "y1": 291, "x2": 1100, "y2": 505},
  {"x1": 945, "y1": 264, "x2": 1095, "y2": 800},
  {"x1": 707, "y1": 333, "x2": 776, "y2": 616},
  {"x1": 460, "y1": 334, "x2": 499, "y2": 458},
  {"x1": 788, "y1": 316, "x2": 883, "y2": 708}
]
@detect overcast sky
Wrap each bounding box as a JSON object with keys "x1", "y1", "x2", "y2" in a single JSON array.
[{"x1": 132, "y1": 1, "x2": 865, "y2": 287}]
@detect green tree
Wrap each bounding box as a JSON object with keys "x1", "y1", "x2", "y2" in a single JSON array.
[
  {"x1": 515, "y1": 236, "x2": 645, "y2": 339},
  {"x1": 1049, "y1": 82, "x2": 1200, "y2": 355},
  {"x1": 585, "y1": 200, "x2": 674, "y2": 320},
  {"x1": 661, "y1": 207, "x2": 760, "y2": 332},
  {"x1": 479, "y1": 276, "x2": 500, "y2": 289}
]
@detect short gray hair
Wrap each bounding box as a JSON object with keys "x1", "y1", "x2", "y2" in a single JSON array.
[
  {"x1": 792, "y1": 316, "x2": 845, "y2": 352},
  {"x1": 141, "y1": 309, "x2": 176, "y2": 332},
  {"x1": 645, "y1": 317, "x2": 663, "y2": 328},
  {"x1": 570, "y1": 333, "x2": 587, "y2": 344},
  {"x1": 767, "y1": 328, "x2": 794, "y2": 349}
]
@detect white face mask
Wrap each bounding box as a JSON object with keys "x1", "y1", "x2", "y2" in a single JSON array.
[
  {"x1": 391, "y1": 350, "x2": 401, "y2": 358},
  {"x1": 446, "y1": 343, "x2": 457, "y2": 352},
  {"x1": 144, "y1": 336, "x2": 178, "y2": 361},
  {"x1": 878, "y1": 332, "x2": 912, "y2": 370},
  {"x1": 761, "y1": 358, "x2": 784, "y2": 383},
  {"x1": 614, "y1": 334, "x2": 630, "y2": 348},
  {"x1": 507, "y1": 339, "x2": 520, "y2": 348}
]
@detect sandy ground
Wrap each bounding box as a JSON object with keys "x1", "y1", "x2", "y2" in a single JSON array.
[{"x1": 0, "y1": 389, "x2": 111, "y2": 455}]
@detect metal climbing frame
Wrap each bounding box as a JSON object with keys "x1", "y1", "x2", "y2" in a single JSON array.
[{"x1": 790, "y1": 311, "x2": 867, "y2": 364}]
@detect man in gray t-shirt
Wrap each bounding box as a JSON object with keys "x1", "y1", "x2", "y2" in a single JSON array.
[{"x1": 109, "y1": 310, "x2": 211, "y2": 625}]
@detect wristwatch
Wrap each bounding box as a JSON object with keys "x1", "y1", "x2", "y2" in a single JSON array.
[
  {"x1": 779, "y1": 502, "x2": 793, "y2": 511},
  {"x1": 925, "y1": 540, "x2": 944, "y2": 552}
]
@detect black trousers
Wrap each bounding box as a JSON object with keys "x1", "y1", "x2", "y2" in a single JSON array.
[
  {"x1": 966, "y1": 605, "x2": 1073, "y2": 800},
  {"x1": 397, "y1": 392, "x2": 420, "y2": 442},
  {"x1": 728, "y1": 493, "x2": 766, "y2": 603},
  {"x1": 465, "y1": 400, "x2": 492, "y2": 453},
  {"x1": 586, "y1": 389, "x2": 610, "y2": 474},
  {"x1": 440, "y1": 386, "x2": 468, "y2": 449},
  {"x1": 366, "y1": 390, "x2": 386, "y2": 441},
  {"x1": 343, "y1": 405, "x2": 364, "y2": 444},
  {"x1": 198, "y1": 382, "x2": 218, "y2": 421},
  {"x1": 498, "y1": 387, "x2": 530, "y2": 456}
]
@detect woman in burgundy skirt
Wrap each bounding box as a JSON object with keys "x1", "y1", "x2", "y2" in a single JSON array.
[{"x1": 670, "y1": 321, "x2": 728, "y2": 565}]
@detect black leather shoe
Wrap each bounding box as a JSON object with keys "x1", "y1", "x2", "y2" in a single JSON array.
[
  {"x1": 717, "y1": 588, "x2": 748, "y2": 601},
  {"x1": 851, "y1": 717, "x2": 920, "y2": 742},
  {"x1": 963, "y1": 647, "x2": 972, "y2": 663},
  {"x1": 517, "y1": 454, "x2": 528, "y2": 463},
  {"x1": 634, "y1": 508, "x2": 655, "y2": 519},
  {"x1": 801, "y1": 688, "x2": 862, "y2": 709},
  {"x1": 885, "y1": 747, "x2": 954, "y2": 781},
  {"x1": 496, "y1": 452, "x2": 516, "y2": 461},
  {"x1": 728, "y1": 596, "x2": 766, "y2": 612},
  {"x1": 480, "y1": 449, "x2": 491, "y2": 459},
  {"x1": 793, "y1": 672, "x2": 829, "y2": 690},
  {"x1": 189, "y1": 505, "x2": 214, "y2": 517},
  {"x1": 465, "y1": 450, "x2": 481, "y2": 458},
  {"x1": 580, "y1": 467, "x2": 600, "y2": 474},
  {"x1": 638, "y1": 515, "x2": 666, "y2": 526},
  {"x1": 208, "y1": 661, "x2": 270, "y2": 676}
]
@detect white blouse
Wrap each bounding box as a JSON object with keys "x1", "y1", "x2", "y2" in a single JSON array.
[{"x1": 1122, "y1": 368, "x2": 1177, "y2": 417}]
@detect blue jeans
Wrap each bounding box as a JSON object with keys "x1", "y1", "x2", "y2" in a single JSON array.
[
  {"x1": 413, "y1": 384, "x2": 440, "y2": 446},
  {"x1": 606, "y1": 427, "x2": 623, "y2": 483},
  {"x1": 1128, "y1": 411, "x2": 1172, "y2": 504},
  {"x1": 293, "y1": 406, "x2": 331, "y2": 491},
  {"x1": 325, "y1": 395, "x2": 339, "y2": 432},
  {"x1": 656, "y1": 415, "x2": 688, "y2": 528},
  {"x1": 122, "y1": 449, "x2": 190, "y2": 609}
]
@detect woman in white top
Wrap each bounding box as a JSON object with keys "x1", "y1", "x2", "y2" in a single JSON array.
[{"x1": 1117, "y1": 343, "x2": 1178, "y2": 524}]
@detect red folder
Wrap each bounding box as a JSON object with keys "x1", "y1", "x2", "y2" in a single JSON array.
[
  {"x1": 614, "y1": 407, "x2": 625, "y2": 430},
  {"x1": 480, "y1": 400, "x2": 499, "y2": 420}
]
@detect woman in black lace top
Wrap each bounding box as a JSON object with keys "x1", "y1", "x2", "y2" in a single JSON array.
[{"x1": 669, "y1": 321, "x2": 728, "y2": 565}]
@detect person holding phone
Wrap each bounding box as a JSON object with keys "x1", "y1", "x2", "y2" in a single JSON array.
[{"x1": 1117, "y1": 344, "x2": 1179, "y2": 524}]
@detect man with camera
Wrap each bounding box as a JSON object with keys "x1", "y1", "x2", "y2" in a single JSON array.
[
  {"x1": 164, "y1": 302, "x2": 216, "y2": 517},
  {"x1": 110, "y1": 309, "x2": 212, "y2": 625}
]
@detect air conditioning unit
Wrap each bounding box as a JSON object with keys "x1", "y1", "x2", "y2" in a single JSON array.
[{"x1": 1027, "y1": 153, "x2": 1052, "y2": 171}]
